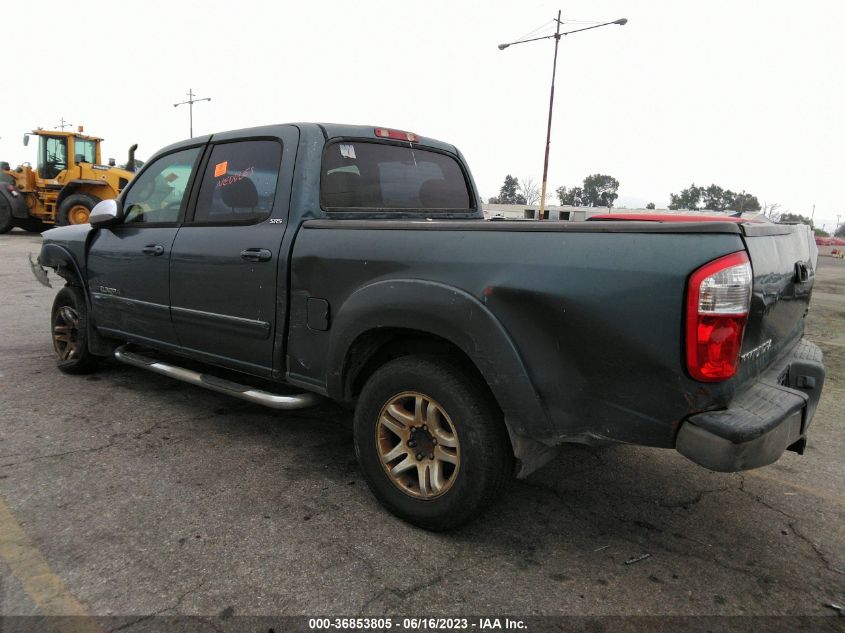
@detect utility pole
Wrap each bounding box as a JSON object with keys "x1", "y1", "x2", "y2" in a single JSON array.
[
  {"x1": 55, "y1": 117, "x2": 72, "y2": 131},
  {"x1": 498, "y1": 14, "x2": 627, "y2": 219},
  {"x1": 537, "y1": 10, "x2": 563, "y2": 219},
  {"x1": 173, "y1": 88, "x2": 211, "y2": 138}
]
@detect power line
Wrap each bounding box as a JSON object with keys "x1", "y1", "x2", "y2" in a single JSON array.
[{"x1": 511, "y1": 20, "x2": 555, "y2": 44}]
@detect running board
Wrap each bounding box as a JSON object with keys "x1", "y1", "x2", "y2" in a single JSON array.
[{"x1": 113, "y1": 346, "x2": 321, "y2": 410}]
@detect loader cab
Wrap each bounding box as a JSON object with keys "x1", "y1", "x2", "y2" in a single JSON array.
[{"x1": 37, "y1": 134, "x2": 68, "y2": 180}]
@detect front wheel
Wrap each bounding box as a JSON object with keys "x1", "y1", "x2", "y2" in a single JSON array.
[
  {"x1": 56, "y1": 193, "x2": 101, "y2": 226},
  {"x1": 353, "y1": 355, "x2": 512, "y2": 531},
  {"x1": 51, "y1": 286, "x2": 99, "y2": 374}
]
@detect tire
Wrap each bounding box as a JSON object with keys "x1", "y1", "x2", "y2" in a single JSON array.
[
  {"x1": 15, "y1": 217, "x2": 48, "y2": 233},
  {"x1": 353, "y1": 355, "x2": 513, "y2": 531},
  {"x1": 56, "y1": 193, "x2": 101, "y2": 226},
  {"x1": 51, "y1": 285, "x2": 99, "y2": 374},
  {"x1": 0, "y1": 201, "x2": 12, "y2": 234}
]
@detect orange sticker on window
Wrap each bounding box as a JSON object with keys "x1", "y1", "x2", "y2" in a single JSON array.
[{"x1": 214, "y1": 161, "x2": 228, "y2": 178}]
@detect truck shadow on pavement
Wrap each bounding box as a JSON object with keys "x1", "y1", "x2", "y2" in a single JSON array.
[{"x1": 78, "y1": 361, "x2": 842, "y2": 615}]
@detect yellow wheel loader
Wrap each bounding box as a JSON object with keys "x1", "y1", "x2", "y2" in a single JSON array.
[{"x1": 0, "y1": 128, "x2": 137, "y2": 233}]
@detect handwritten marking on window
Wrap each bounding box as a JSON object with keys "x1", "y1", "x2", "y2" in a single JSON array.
[{"x1": 215, "y1": 165, "x2": 255, "y2": 189}]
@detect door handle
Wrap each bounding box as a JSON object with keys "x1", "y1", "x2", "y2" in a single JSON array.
[
  {"x1": 142, "y1": 244, "x2": 164, "y2": 256},
  {"x1": 240, "y1": 248, "x2": 272, "y2": 262}
]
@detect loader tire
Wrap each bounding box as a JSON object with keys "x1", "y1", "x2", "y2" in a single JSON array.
[
  {"x1": 0, "y1": 202, "x2": 13, "y2": 234},
  {"x1": 57, "y1": 194, "x2": 101, "y2": 226}
]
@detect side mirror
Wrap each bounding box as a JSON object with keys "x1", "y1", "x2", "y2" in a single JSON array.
[
  {"x1": 89, "y1": 199, "x2": 123, "y2": 228},
  {"x1": 23, "y1": 134, "x2": 30, "y2": 147}
]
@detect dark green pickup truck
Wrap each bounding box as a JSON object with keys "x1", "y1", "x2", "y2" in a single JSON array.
[{"x1": 35, "y1": 123, "x2": 825, "y2": 529}]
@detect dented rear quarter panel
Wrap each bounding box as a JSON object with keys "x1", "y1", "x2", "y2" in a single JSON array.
[{"x1": 287, "y1": 221, "x2": 749, "y2": 448}]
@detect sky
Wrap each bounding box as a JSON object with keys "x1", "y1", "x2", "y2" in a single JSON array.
[{"x1": 2, "y1": 0, "x2": 843, "y2": 232}]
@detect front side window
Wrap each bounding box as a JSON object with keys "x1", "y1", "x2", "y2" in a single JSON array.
[
  {"x1": 192, "y1": 140, "x2": 282, "y2": 224},
  {"x1": 122, "y1": 147, "x2": 201, "y2": 225},
  {"x1": 74, "y1": 138, "x2": 96, "y2": 163},
  {"x1": 320, "y1": 142, "x2": 472, "y2": 211},
  {"x1": 39, "y1": 136, "x2": 68, "y2": 179}
]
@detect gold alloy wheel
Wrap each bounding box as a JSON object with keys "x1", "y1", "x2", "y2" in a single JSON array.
[
  {"x1": 67, "y1": 204, "x2": 90, "y2": 225},
  {"x1": 53, "y1": 306, "x2": 80, "y2": 361},
  {"x1": 376, "y1": 391, "x2": 461, "y2": 499}
]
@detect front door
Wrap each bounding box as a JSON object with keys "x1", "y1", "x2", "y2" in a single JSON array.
[
  {"x1": 169, "y1": 130, "x2": 296, "y2": 375},
  {"x1": 87, "y1": 146, "x2": 203, "y2": 347}
]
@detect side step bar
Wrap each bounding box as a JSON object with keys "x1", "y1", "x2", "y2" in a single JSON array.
[{"x1": 114, "y1": 346, "x2": 321, "y2": 410}]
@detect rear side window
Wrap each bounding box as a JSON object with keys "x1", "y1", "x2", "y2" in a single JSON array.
[
  {"x1": 192, "y1": 140, "x2": 282, "y2": 224},
  {"x1": 320, "y1": 142, "x2": 471, "y2": 211}
]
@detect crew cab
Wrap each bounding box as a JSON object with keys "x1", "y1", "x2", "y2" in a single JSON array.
[{"x1": 35, "y1": 123, "x2": 825, "y2": 530}]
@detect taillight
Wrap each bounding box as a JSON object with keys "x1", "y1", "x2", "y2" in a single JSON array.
[
  {"x1": 374, "y1": 127, "x2": 419, "y2": 142},
  {"x1": 685, "y1": 251, "x2": 752, "y2": 382}
]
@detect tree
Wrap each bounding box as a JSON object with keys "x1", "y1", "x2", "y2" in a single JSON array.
[
  {"x1": 556, "y1": 186, "x2": 584, "y2": 206},
  {"x1": 761, "y1": 202, "x2": 783, "y2": 223},
  {"x1": 519, "y1": 176, "x2": 541, "y2": 206},
  {"x1": 668, "y1": 184, "x2": 703, "y2": 210},
  {"x1": 645, "y1": 202, "x2": 656, "y2": 209},
  {"x1": 780, "y1": 212, "x2": 813, "y2": 227},
  {"x1": 582, "y1": 173, "x2": 619, "y2": 208},
  {"x1": 488, "y1": 175, "x2": 525, "y2": 205},
  {"x1": 556, "y1": 174, "x2": 620, "y2": 207},
  {"x1": 836, "y1": 224, "x2": 845, "y2": 238},
  {"x1": 701, "y1": 185, "x2": 735, "y2": 211},
  {"x1": 669, "y1": 183, "x2": 760, "y2": 212},
  {"x1": 731, "y1": 190, "x2": 761, "y2": 212},
  {"x1": 814, "y1": 228, "x2": 830, "y2": 237}
]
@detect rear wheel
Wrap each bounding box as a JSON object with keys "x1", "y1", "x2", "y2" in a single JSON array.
[
  {"x1": 56, "y1": 193, "x2": 101, "y2": 226},
  {"x1": 353, "y1": 355, "x2": 512, "y2": 531},
  {"x1": 51, "y1": 286, "x2": 99, "y2": 374}
]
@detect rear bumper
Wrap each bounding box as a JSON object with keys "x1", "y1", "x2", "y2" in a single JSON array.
[{"x1": 676, "y1": 338, "x2": 825, "y2": 472}]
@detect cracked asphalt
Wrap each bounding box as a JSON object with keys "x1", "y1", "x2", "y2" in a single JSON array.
[{"x1": 0, "y1": 229, "x2": 842, "y2": 618}]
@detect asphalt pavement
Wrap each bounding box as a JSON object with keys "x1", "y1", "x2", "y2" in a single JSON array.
[{"x1": 0, "y1": 228, "x2": 842, "y2": 625}]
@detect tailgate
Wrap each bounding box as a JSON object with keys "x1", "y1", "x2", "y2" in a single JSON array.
[{"x1": 738, "y1": 222, "x2": 817, "y2": 377}]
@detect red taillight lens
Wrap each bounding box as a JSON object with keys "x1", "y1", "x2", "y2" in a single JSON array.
[
  {"x1": 685, "y1": 251, "x2": 752, "y2": 381},
  {"x1": 374, "y1": 127, "x2": 419, "y2": 142}
]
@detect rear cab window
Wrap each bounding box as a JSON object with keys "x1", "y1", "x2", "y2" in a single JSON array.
[{"x1": 320, "y1": 141, "x2": 472, "y2": 212}]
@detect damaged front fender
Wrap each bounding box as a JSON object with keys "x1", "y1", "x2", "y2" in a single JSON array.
[{"x1": 28, "y1": 253, "x2": 51, "y2": 288}]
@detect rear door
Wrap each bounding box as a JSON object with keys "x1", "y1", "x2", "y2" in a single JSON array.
[
  {"x1": 169, "y1": 128, "x2": 298, "y2": 375},
  {"x1": 87, "y1": 146, "x2": 203, "y2": 346}
]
